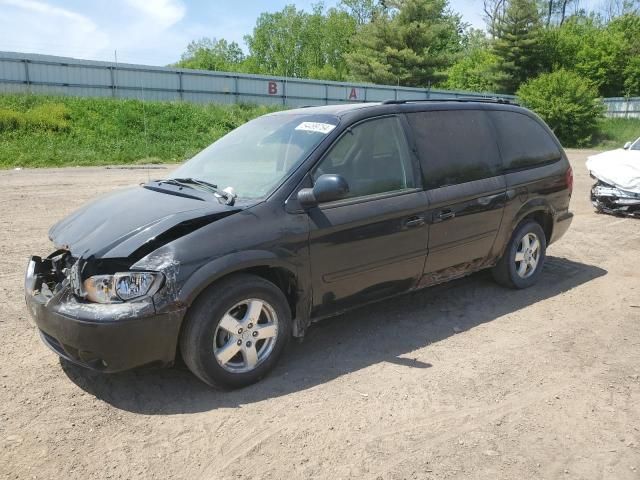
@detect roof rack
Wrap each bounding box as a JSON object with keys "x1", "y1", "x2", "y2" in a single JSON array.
[{"x1": 382, "y1": 97, "x2": 518, "y2": 106}]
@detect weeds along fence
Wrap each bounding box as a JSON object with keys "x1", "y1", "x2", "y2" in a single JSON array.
[{"x1": 0, "y1": 51, "x2": 514, "y2": 107}]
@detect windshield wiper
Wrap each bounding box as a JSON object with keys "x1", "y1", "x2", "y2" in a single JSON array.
[{"x1": 158, "y1": 177, "x2": 236, "y2": 205}]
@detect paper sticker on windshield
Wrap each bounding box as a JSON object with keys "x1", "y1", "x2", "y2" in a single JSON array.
[{"x1": 295, "y1": 122, "x2": 336, "y2": 134}]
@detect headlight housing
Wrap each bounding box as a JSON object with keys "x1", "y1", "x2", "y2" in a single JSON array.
[{"x1": 83, "y1": 272, "x2": 163, "y2": 304}]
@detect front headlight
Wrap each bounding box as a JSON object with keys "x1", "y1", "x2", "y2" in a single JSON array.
[{"x1": 83, "y1": 272, "x2": 163, "y2": 304}]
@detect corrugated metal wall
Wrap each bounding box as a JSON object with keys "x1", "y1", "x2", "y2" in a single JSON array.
[
  {"x1": 603, "y1": 97, "x2": 640, "y2": 118},
  {"x1": 0, "y1": 51, "x2": 515, "y2": 106}
]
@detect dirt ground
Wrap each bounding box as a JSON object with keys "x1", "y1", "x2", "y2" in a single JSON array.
[{"x1": 0, "y1": 151, "x2": 639, "y2": 480}]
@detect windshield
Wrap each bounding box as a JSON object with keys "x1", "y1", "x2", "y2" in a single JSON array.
[
  {"x1": 631, "y1": 138, "x2": 640, "y2": 151},
  {"x1": 170, "y1": 113, "x2": 339, "y2": 199}
]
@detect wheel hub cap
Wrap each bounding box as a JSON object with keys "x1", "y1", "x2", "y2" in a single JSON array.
[
  {"x1": 213, "y1": 299, "x2": 279, "y2": 373},
  {"x1": 514, "y1": 232, "x2": 541, "y2": 279}
]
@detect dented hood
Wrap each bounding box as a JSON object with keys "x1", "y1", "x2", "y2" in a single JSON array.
[{"x1": 49, "y1": 184, "x2": 245, "y2": 259}]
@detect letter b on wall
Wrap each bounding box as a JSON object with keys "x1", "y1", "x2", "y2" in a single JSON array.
[{"x1": 268, "y1": 81, "x2": 278, "y2": 95}]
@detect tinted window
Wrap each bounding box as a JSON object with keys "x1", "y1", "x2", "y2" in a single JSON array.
[
  {"x1": 407, "y1": 110, "x2": 501, "y2": 189},
  {"x1": 489, "y1": 111, "x2": 562, "y2": 170},
  {"x1": 313, "y1": 116, "x2": 416, "y2": 199}
]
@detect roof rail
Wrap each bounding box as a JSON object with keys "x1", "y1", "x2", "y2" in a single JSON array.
[{"x1": 382, "y1": 97, "x2": 519, "y2": 106}]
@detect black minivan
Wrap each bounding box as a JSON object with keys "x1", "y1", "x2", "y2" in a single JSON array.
[{"x1": 25, "y1": 99, "x2": 573, "y2": 388}]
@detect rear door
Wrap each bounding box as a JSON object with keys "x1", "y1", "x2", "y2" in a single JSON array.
[
  {"x1": 405, "y1": 109, "x2": 506, "y2": 283},
  {"x1": 487, "y1": 110, "x2": 568, "y2": 250}
]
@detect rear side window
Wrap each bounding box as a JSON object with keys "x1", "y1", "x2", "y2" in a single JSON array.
[
  {"x1": 489, "y1": 111, "x2": 562, "y2": 171},
  {"x1": 406, "y1": 110, "x2": 501, "y2": 189}
]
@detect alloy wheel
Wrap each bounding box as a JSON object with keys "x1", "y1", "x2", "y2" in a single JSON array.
[
  {"x1": 514, "y1": 232, "x2": 541, "y2": 279},
  {"x1": 213, "y1": 298, "x2": 279, "y2": 373}
]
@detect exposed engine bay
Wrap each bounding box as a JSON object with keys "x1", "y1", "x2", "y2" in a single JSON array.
[
  {"x1": 587, "y1": 146, "x2": 640, "y2": 218},
  {"x1": 590, "y1": 179, "x2": 640, "y2": 217}
]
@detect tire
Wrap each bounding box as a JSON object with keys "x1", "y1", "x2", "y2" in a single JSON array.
[
  {"x1": 180, "y1": 273, "x2": 291, "y2": 389},
  {"x1": 492, "y1": 220, "x2": 547, "y2": 289}
]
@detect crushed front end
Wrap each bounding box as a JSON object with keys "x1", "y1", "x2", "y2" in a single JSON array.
[
  {"x1": 24, "y1": 250, "x2": 185, "y2": 372},
  {"x1": 590, "y1": 180, "x2": 640, "y2": 218}
]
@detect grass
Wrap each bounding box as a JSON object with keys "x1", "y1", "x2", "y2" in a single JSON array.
[
  {"x1": 1, "y1": 93, "x2": 639, "y2": 168},
  {"x1": 592, "y1": 117, "x2": 640, "y2": 150},
  {"x1": 0, "y1": 94, "x2": 281, "y2": 168}
]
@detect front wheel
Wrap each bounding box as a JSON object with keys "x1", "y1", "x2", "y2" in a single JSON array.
[
  {"x1": 492, "y1": 220, "x2": 547, "y2": 289},
  {"x1": 180, "y1": 274, "x2": 291, "y2": 389}
]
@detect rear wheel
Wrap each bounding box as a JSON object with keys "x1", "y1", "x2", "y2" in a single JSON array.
[
  {"x1": 492, "y1": 220, "x2": 547, "y2": 289},
  {"x1": 180, "y1": 274, "x2": 291, "y2": 389}
]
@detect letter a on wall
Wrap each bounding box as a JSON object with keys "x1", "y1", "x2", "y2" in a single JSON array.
[{"x1": 348, "y1": 88, "x2": 358, "y2": 100}]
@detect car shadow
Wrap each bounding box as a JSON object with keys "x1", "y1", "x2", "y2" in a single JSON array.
[{"x1": 61, "y1": 256, "x2": 606, "y2": 414}]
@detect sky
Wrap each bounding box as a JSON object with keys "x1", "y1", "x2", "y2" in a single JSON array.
[{"x1": 0, "y1": 0, "x2": 600, "y2": 66}]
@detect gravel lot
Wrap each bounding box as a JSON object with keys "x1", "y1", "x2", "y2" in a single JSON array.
[{"x1": 1, "y1": 150, "x2": 639, "y2": 480}]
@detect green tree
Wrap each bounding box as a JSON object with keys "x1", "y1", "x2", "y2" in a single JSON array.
[
  {"x1": 244, "y1": 5, "x2": 307, "y2": 78},
  {"x1": 346, "y1": 0, "x2": 464, "y2": 87},
  {"x1": 517, "y1": 69, "x2": 604, "y2": 146},
  {"x1": 443, "y1": 31, "x2": 501, "y2": 92},
  {"x1": 493, "y1": 0, "x2": 545, "y2": 93},
  {"x1": 244, "y1": 4, "x2": 356, "y2": 80},
  {"x1": 541, "y1": 13, "x2": 640, "y2": 97},
  {"x1": 339, "y1": 0, "x2": 384, "y2": 24},
  {"x1": 173, "y1": 38, "x2": 245, "y2": 71},
  {"x1": 624, "y1": 57, "x2": 640, "y2": 96}
]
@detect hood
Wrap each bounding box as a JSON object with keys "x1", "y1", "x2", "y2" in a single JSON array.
[
  {"x1": 49, "y1": 184, "x2": 245, "y2": 259},
  {"x1": 586, "y1": 149, "x2": 640, "y2": 194}
]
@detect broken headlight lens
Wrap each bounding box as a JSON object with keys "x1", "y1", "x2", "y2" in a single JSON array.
[{"x1": 83, "y1": 272, "x2": 162, "y2": 303}]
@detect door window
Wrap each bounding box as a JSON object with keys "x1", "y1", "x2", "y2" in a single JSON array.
[
  {"x1": 312, "y1": 116, "x2": 416, "y2": 199},
  {"x1": 406, "y1": 110, "x2": 502, "y2": 189},
  {"x1": 488, "y1": 111, "x2": 562, "y2": 171}
]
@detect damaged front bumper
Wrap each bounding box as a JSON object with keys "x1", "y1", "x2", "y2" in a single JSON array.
[
  {"x1": 591, "y1": 180, "x2": 640, "y2": 218},
  {"x1": 24, "y1": 255, "x2": 186, "y2": 372}
]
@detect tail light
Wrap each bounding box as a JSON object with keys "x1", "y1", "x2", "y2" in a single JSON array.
[{"x1": 565, "y1": 166, "x2": 573, "y2": 195}]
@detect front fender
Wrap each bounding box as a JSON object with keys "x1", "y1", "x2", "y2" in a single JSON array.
[{"x1": 177, "y1": 250, "x2": 301, "y2": 307}]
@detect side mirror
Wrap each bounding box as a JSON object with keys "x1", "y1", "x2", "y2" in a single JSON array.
[
  {"x1": 624, "y1": 141, "x2": 632, "y2": 150},
  {"x1": 298, "y1": 174, "x2": 349, "y2": 208}
]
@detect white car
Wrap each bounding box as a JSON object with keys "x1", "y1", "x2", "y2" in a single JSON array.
[{"x1": 586, "y1": 138, "x2": 640, "y2": 217}]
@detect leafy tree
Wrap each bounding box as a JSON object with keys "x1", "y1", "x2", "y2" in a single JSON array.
[
  {"x1": 346, "y1": 0, "x2": 464, "y2": 87},
  {"x1": 624, "y1": 57, "x2": 640, "y2": 96},
  {"x1": 244, "y1": 4, "x2": 356, "y2": 80},
  {"x1": 517, "y1": 69, "x2": 604, "y2": 146},
  {"x1": 173, "y1": 38, "x2": 245, "y2": 71},
  {"x1": 541, "y1": 14, "x2": 640, "y2": 97},
  {"x1": 244, "y1": 5, "x2": 307, "y2": 78},
  {"x1": 608, "y1": 13, "x2": 640, "y2": 96},
  {"x1": 443, "y1": 30, "x2": 501, "y2": 92},
  {"x1": 339, "y1": 0, "x2": 383, "y2": 24},
  {"x1": 493, "y1": 0, "x2": 545, "y2": 93}
]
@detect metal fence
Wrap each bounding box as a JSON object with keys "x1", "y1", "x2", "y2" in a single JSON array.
[
  {"x1": 0, "y1": 51, "x2": 515, "y2": 107},
  {"x1": 3, "y1": 52, "x2": 633, "y2": 116},
  {"x1": 603, "y1": 97, "x2": 640, "y2": 118}
]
